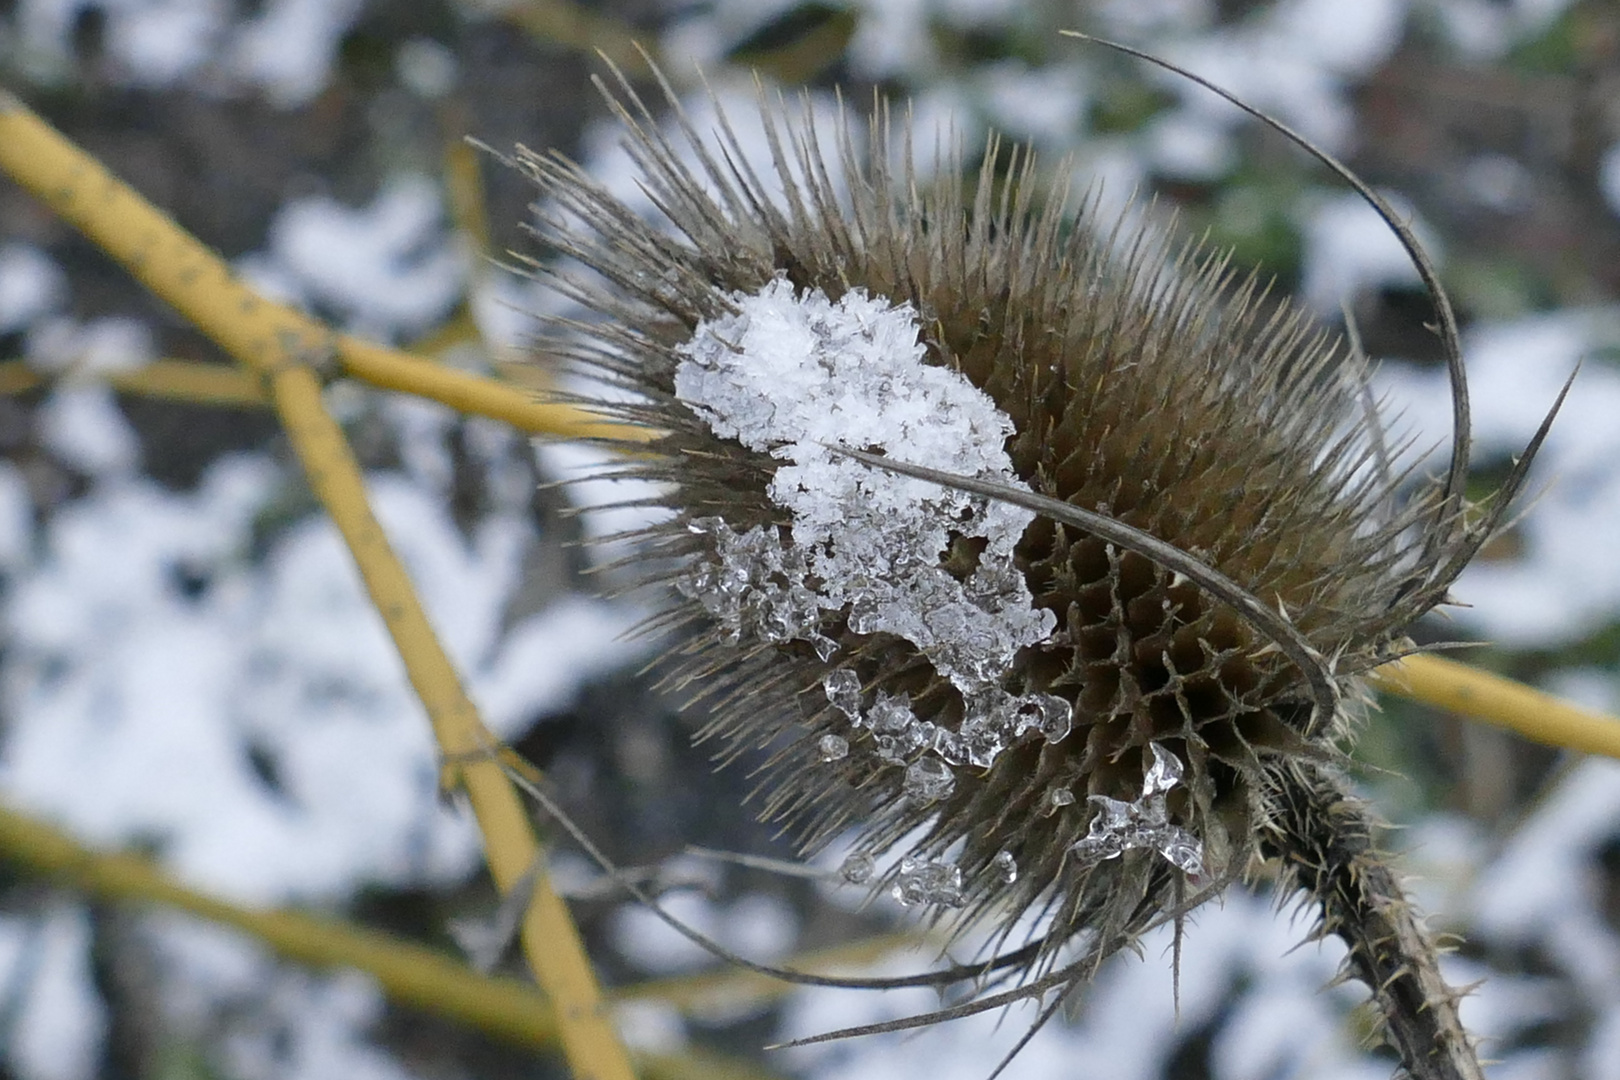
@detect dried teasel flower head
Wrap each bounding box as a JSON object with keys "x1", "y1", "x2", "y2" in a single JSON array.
[{"x1": 515, "y1": 52, "x2": 1563, "y2": 1077}]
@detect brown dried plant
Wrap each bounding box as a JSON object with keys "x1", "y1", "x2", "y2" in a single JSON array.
[{"x1": 509, "y1": 43, "x2": 1568, "y2": 1080}]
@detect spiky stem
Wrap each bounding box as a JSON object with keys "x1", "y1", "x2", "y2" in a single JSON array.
[{"x1": 1265, "y1": 762, "x2": 1483, "y2": 1080}]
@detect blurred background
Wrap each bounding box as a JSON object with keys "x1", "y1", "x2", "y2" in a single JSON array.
[{"x1": 1, "y1": 0, "x2": 1619, "y2": 1078}]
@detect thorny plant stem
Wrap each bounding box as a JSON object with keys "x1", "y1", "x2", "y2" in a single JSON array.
[
  {"x1": 0, "y1": 94, "x2": 637, "y2": 1080},
  {"x1": 1264, "y1": 763, "x2": 1484, "y2": 1080}
]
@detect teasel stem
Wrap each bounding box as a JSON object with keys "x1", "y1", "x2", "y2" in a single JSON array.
[{"x1": 1264, "y1": 762, "x2": 1483, "y2": 1080}]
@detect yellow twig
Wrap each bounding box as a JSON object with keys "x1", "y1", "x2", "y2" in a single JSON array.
[
  {"x1": 0, "y1": 801, "x2": 794, "y2": 1080},
  {"x1": 499, "y1": 0, "x2": 658, "y2": 75},
  {"x1": 0, "y1": 350, "x2": 649, "y2": 442},
  {"x1": 1371, "y1": 653, "x2": 1620, "y2": 760},
  {"x1": 444, "y1": 135, "x2": 494, "y2": 262},
  {"x1": 0, "y1": 358, "x2": 268, "y2": 405},
  {"x1": 0, "y1": 110, "x2": 643, "y2": 442},
  {"x1": 340, "y1": 337, "x2": 651, "y2": 441},
  {"x1": 0, "y1": 800, "x2": 560, "y2": 1048},
  {"x1": 616, "y1": 931, "x2": 926, "y2": 1013},
  {"x1": 0, "y1": 95, "x2": 636, "y2": 1080},
  {"x1": 0, "y1": 359, "x2": 43, "y2": 395}
]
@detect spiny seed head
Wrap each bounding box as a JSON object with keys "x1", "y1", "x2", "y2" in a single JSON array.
[{"x1": 517, "y1": 73, "x2": 1499, "y2": 980}]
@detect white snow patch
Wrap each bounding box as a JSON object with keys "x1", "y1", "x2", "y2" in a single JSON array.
[
  {"x1": 1472, "y1": 758, "x2": 1620, "y2": 997},
  {"x1": 777, "y1": 886, "x2": 1369, "y2": 1080},
  {"x1": 613, "y1": 999, "x2": 687, "y2": 1053},
  {"x1": 108, "y1": 0, "x2": 227, "y2": 86},
  {"x1": 1375, "y1": 310, "x2": 1620, "y2": 646},
  {"x1": 1465, "y1": 152, "x2": 1535, "y2": 213},
  {"x1": 846, "y1": 0, "x2": 933, "y2": 78},
  {"x1": 1147, "y1": 109, "x2": 1237, "y2": 179},
  {"x1": 0, "y1": 243, "x2": 65, "y2": 332},
  {"x1": 263, "y1": 175, "x2": 465, "y2": 341},
  {"x1": 610, "y1": 884, "x2": 798, "y2": 979},
  {"x1": 26, "y1": 315, "x2": 154, "y2": 376},
  {"x1": 1270, "y1": 0, "x2": 1408, "y2": 76},
  {"x1": 222, "y1": 970, "x2": 411, "y2": 1080},
  {"x1": 0, "y1": 907, "x2": 106, "y2": 1080},
  {"x1": 1095, "y1": 0, "x2": 1214, "y2": 36},
  {"x1": 1600, "y1": 142, "x2": 1620, "y2": 219},
  {"x1": 0, "y1": 453, "x2": 630, "y2": 906},
  {"x1": 394, "y1": 36, "x2": 457, "y2": 101},
  {"x1": 35, "y1": 384, "x2": 141, "y2": 477},
  {"x1": 143, "y1": 913, "x2": 275, "y2": 1032},
  {"x1": 228, "y1": 0, "x2": 365, "y2": 108},
  {"x1": 0, "y1": 464, "x2": 32, "y2": 572},
  {"x1": 977, "y1": 61, "x2": 1088, "y2": 147},
  {"x1": 473, "y1": 596, "x2": 646, "y2": 737},
  {"x1": 1301, "y1": 190, "x2": 1436, "y2": 315}
]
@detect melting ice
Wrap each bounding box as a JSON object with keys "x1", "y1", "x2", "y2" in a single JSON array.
[
  {"x1": 891, "y1": 856, "x2": 966, "y2": 908},
  {"x1": 840, "y1": 853, "x2": 875, "y2": 884},
  {"x1": 1070, "y1": 744, "x2": 1206, "y2": 878}
]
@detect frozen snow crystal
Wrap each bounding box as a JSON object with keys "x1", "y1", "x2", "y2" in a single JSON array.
[
  {"x1": 822, "y1": 668, "x2": 862, "y2": 717},
  {"x1": 892, "y1": 856, "x2": 966, "y2": 908},
  {"x1": 817, "y1": 734, "x2": 850, "y2": 762},
  {"x1": 991, "y1": 849, "x2": 1018, "y2": 885},
  {"x1": 1040, "y1": 786, "x2": 1076, "y2": 816},
  {"x1": 674, "y1": 278, "x2": 1064, "y2": 768},
  {"x1": 840, "y1": 853, "x2": 876, "y2": 885},
  {"x1": 675, "y1": 517, "x2": 836, "y2": 659},
  {"x1": 867, "y1": 692, "x2": 916, "y2": 735},
  {"x1": 1142, "y1": 741, "x2": 1183, "y2": 795},
  {"x1": 903, "y1": 757, "x2": 956, "y2": 804},
  {"x1": 1070, "y1": 744, "x2": 1205, "y2": 878},
  {"x1": 1027, "y1": 694, "x2": 1074, "y2": 742}
]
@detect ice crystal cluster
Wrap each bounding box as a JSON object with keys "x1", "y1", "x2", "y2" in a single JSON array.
[
  {"x1": 1071, "y1": 743, "x2": 1205, "y2": 879},
  {"x1": 673, "y1": 278, "x2": 1071, "y2": 775},
  {"x1": 519, "y1": 71, "x2": 1548, "y2": 1072}
]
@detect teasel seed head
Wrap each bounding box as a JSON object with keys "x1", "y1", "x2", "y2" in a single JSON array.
[{"x1": 516, "y1": 59, "x2": 1558, "y2": 1070}]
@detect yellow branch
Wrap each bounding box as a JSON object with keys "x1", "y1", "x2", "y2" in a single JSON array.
[
  {"x1": 0, "y1": 352, "x2": 650, "y2": 443},
  {"x1": 339, "y1": 336, "x2": 643, "y2": 441},
  {"x1": 499, "y1": 0, "x2": 659, "y2": 75},
  {"x1": 0, "y1": 358, "x2": 268, "y2": 405},
  {"x1": 0, "y1": 801, "x2": 560, "y2": 1048},
  {"x1": 615, "y1": 931, "x2": 926, "y2": 1013},
  {"x1": 0, "y1": 94, "x2": 636, "y2": 1080},
  {"x1": 0, "y1": 801, "x2": 793, "y2": 1080},
  {"x1": 1371, "y1": 653, "x2": 1620, "y2": 759}
]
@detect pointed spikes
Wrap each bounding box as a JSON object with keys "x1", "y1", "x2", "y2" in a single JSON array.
[
  {"x1": 1259, "y1": 762, "x2": 1485, "y2": 1080},
  {"x1": 511, "y1": 59, "x2": 1545, "y2": 1073},
  {"x1": 826, "y1": 445, "x2": 1343, "y2": 735},
  {"x1": 1062, "y1": 33, "x2": 1472, "y2": 581}
]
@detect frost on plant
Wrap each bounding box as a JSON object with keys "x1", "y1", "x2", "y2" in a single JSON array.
[
  {"x1": 520, "y1": 71, "x2": 1548, "y2": 1079},
  {"x1": 839, "y1": 853, "x2": 875, "y2": 885},
  {"x1": 1071, "y1": 744, "x2": 1206, "y2": 879},
  {"x1": 891, "y1": 856, "x2": 966, "y2": 908},
  {"x1": 673, "y1": 277, "x2": 1070, "y2": 770}
]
